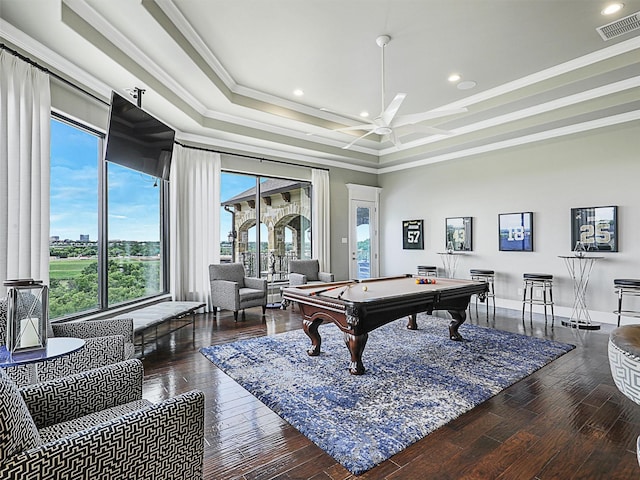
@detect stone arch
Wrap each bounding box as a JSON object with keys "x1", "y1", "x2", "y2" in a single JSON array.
[{"x1": 273, "y1": 213, "x2": 311, "y2": 258}]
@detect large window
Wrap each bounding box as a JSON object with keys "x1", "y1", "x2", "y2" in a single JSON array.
[
  {"x1": 220, "y1": 172, "x2": 311, "y2": 278},
  {"x1": 49, "y1": 115, "x2": 168, "y2": 319}
]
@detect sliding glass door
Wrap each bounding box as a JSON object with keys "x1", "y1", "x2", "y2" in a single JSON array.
[{"x1": 220, "y1": 172, "x2": 312, "y2": 279}]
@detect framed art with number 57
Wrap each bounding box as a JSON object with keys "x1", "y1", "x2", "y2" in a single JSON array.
[
  {"x1": 498, "y1": 212, "x2": 533, "y2": 251},
  {"x1": 571, "y1": 206, "x2": 617, "y2": 252},
  {"x1": 402, "y1": 219, "x2": 424, "y2": 250}
]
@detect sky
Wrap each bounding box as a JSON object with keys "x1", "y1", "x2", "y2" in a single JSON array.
[
  {"x1": 50, "y1": 119, "x2": 259, "y2": 243},
  {"x1": 51, "y1": 119, "x2": 159, "y2": 242}
]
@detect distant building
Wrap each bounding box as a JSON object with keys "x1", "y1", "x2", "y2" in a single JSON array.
[
  {"x1": 79, "y1": 234, "x2": 89, "y2": 242},
  {"x1": 50, "y1": 236, "x2": 59, "y2": 242}
]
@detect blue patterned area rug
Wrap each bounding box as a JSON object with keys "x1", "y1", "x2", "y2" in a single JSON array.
[{"x1": 200, "y1": 314, "x2": 574, "y2": 475}]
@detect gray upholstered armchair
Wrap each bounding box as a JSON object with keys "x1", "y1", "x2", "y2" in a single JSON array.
[
  {"x1": 0, "y1": 359, "x2": 205, "y2": 479},
  {"x1": 209, "y1": 263, "x2": 267, "y2": 321},
  {"x1": 0, "y1": 297, "x2": 134, "y2": 386},
  {"x1": 288, "y1": 259, "x2": 334, "y2": 286}
]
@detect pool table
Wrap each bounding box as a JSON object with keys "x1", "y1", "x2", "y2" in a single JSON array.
[{"x1": 282, "y1": 275, "x2": 488, "y2": 375}]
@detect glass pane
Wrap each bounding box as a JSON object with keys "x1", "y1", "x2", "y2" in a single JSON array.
[
  {"x1": 357, "y1": 206, "x2": 371, "y2": 279},
  {"x1": 49, "y1": 118, "x2": 100, "y2": 318},
  {"x1": 220, "y1": 172, "x2": 256, "y2": 273},
  {"x1": 258, "y1": 178, "x2": 311, "y2": 304},
  {"x1": 107, "y1": 163, "x2": 162, "y2": 305}
]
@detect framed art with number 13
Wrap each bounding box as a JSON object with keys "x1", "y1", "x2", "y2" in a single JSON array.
[{"x1": 498, "y1": 212, "x2": 533, "y2": 251}]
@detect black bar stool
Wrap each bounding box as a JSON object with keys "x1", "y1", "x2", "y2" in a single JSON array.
[
  {"x1": 417, "y1": 265, "x2": 437, "y2": 277},
  {"x1": 614, "y1": 279, "x2": 640, "y2": 327},
  {"x1": 522, "y1": 273, "x2": 554, "y2": 325},
  {"x1": 469, "y1": 269, "x2": 495, "y2": 318}
]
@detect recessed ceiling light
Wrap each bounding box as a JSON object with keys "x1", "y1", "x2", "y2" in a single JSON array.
[
  {"x1": 602, "y1": 3, "x2": 624, "y2": 15},
  {"x1": 448, "y1": 73, "x2": 461, "y2": 83},
  {"x1": 293, "y1": 89, "x2": 304, "y2": 97},
  {"x1": 457, "y1": 80, "x2": 477, "y2": 90},
  {"x1": 360, "y1": 111, "x2": 369, "y2": 118}
]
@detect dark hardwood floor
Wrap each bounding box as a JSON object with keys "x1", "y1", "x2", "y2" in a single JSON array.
[{"x1": 139, "y1": 305, "x2": 640, "y2": 479}]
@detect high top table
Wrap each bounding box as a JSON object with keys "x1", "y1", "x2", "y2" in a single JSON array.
[
  {"x1": 437, "y1": 252, "x2": 466, "y2": 278},
  {"x1": 558, "y1": 255, "x2": 603, "y2": 330}
]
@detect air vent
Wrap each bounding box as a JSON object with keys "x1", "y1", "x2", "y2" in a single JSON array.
[{"x1": 597, "y1": 11, "x2": 640, "y2": 40}]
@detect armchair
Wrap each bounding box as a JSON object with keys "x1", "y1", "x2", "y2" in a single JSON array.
[
  {"x1": 288, "y1": 259, "x2": 334, "y2": 286},
  {"x1": 0, "y1": 359, "x2": 205, "y2": 479},
  {"x1": 0, "y1": 297, "x2": 134, "y2": 386},
  {"x1": 608, "y1": 325, "x2": 640, "y2": 465},
  {"x1": 209, "y1": 263, "x2": 267, "y2": 321}
]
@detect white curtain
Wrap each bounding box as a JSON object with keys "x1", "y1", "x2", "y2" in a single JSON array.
[
  {"x1": 169, "y1": 144, "x2": 220, "y2": 311},
  {"x1": 311, "y1": 168, "x2": 331, "y2": 272},
  {"x1": 0, "y1": 50, "x2": 51, "y2": 296}
]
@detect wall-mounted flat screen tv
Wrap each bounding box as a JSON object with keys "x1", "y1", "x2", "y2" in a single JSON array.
[{"x1": 104, "y1": 91, "x2": 175, "y2": 180}]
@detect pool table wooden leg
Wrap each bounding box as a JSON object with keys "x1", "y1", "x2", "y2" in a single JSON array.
[
  {"x1": 406, "y1": 314, "x2": 418, "y2": 330},
  {"x1": 302, "y1": 318, "x2": 322, "y2": 356},
  {"x1": 448, "y1": 309, "x2": 467, "y2": 341},
  {"x1": 343, "y1": 331, "x2": 368, "y2": 375}
]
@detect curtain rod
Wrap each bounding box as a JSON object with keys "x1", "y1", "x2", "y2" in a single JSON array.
[
  {"x1": 174, "y1": 141, "x2": 330, "y2": 172},
  {"x1": 1, "y1": 43, "x2": 109, "y2": 107},
  {"x1": 1, "y1": 44, "x2": 330, "y2": 173}
]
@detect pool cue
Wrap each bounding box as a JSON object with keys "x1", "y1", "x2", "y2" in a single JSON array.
[
  {"x1": 336, "y1": 283, "x2": 353, "y2": 300},
  {"x1": 310, "y1": 281, "x2": 357, "y2": 297}
]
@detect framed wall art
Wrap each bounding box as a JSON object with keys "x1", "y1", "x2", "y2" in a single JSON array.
[
  {"x1": 498, "y1": 212, "x2": 533, "y2": 251},
  {"x1": 402, "y1": 219, "x2": 424, "y2": 250},
  {"x1": 445, "y1": 217, "x2": 472, "y2": 251},
  {"x1": 571, "y1": 206, "x2": 617, "y2": 252}
]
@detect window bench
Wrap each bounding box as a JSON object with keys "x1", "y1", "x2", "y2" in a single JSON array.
[{"x1": 112, "y1": 301, "x2": 206, "y2": 355}]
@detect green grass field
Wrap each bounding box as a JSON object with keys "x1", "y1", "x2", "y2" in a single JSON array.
[{"x1": 49, "y1": 258, "x2": 94, "y2": 279}]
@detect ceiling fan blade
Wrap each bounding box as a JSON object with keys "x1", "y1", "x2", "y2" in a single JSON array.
[
  {"x1": 392, "y1": 107, "x2": 468, "y2": 127},
  {"x1": 380, "y1": 93, "x2": 407, "y2": 125},
  {"x1": 341, "y1": 129, "x2": 376, "y2": 150}
]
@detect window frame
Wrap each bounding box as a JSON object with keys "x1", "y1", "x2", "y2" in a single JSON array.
[{"x1": 50, "y1": 112, "x2": 170, "y2": 320}]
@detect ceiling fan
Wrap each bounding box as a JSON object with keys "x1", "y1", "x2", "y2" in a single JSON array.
[{"x1": 333, "y1": 35, "x2": 467, "y2": 150}]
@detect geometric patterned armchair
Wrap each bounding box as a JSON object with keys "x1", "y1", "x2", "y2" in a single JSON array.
[
  {"x1": 0, "y1": 297, "x2": 134, "y2": 386},
  {"x1": 288, "y1": 259, "x2": 334, "y2": 286},
  {"x1": 209, "y1": 263, "x2": 267, "y2": 321},
  {"x1": 0, "y1": 359, "x2": 205, "y2": 479},
  {"x1": 608, "y1": 325, "x2": 640, "y2": 466}
]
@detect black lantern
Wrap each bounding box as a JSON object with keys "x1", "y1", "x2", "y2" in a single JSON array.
[{"x1": 4, "y1": 279, "x2": 48, "y2": 353}]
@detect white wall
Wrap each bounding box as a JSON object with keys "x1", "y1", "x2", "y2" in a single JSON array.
[{"x1": 378, "y1": 122, "x2": 640, "y2": 325}]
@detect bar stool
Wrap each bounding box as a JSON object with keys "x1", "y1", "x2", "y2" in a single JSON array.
[
  {"x1": 614, "y1": 279, "x2": 640, "y2": 327},
  {"x1": 469, "y1": 269, "x2": 495, "y2": 317},
  {"x1": 522, "y1": 273, "x2": 554, "y2": 325},
  {"x1": 417, "y1": 265, "x2": 437, "y2": 277}
]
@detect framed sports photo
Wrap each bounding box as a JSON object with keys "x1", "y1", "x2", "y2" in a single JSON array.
[
  {"x1": 498, "y1": 212, "x2": 533, "y2": 251},
  {"x1": 402, "y1": 219, "x2": 424, "y2": 250},
  {"x1": 445, "y1": 217, "x2": 472, "y2": 251},
  {"x1": 571, "y1": 206, "x2": 617, "y2": 252}
]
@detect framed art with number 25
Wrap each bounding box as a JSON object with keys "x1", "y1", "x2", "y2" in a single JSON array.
[
  {"x1": 571, "y1": 206, "x2": 617, "y2": 252},
  {"x1": 402, "y1": 219, "x2": 424, "y2": 250}
]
